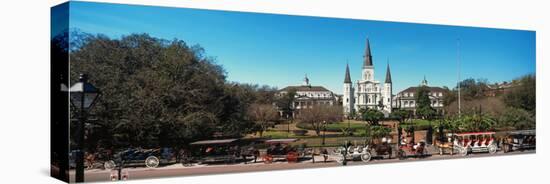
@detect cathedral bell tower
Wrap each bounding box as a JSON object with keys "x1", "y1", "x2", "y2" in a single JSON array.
[
  {"x1": 343, "y1": 63, "x2": 354, "y2": 116},
  {"x1": 383, "y1": 62, "x2": 393, "y2": 113}
]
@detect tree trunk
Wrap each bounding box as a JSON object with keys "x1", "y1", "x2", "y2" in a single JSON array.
[{"x1": 313, "y1": 123, "x2": 321, "y2": 136}]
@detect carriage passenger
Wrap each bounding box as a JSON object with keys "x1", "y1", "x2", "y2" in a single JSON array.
[{"x1": 400, "y1": 136, "x2": 407, "y2": 146}]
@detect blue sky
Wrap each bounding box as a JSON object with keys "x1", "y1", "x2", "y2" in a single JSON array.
[{"x1": 64, "y1": 1, "x2": 536, "y2": 94}]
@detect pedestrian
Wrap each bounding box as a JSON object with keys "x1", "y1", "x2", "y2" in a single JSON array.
[
  {"x1": 253, "y1": 149, "x2": 259, "y2": 163},
  {"x1": 321, "y1": 148, "x2": 329, "y2": 163}
]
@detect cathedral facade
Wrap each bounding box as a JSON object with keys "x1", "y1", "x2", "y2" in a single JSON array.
[{"x1": 343, "y1": 38, "x2": 393, "y2": 116}]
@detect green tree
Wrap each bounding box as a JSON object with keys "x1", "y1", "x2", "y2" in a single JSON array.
[
  {"x1": 390, "y1": 109, "x2": 410, "y2": 124},
  {"x1": 458, "y1": 78, "x2": 488, "y2": 100},
  {"x1": 436, "y1": 116, "x2": 460, "y2": 133},
  {"x1": 69, "y1": 32, "x2": 256, "y2": 148},
  {"x1": 358, "y1": 108, "x2": 388, "y2": 144},
  {"x1": 415, "y1": 86, "x2": 436, "y2": 119},
  {"x1": 370, "y1": 126, "x2": 391, "y2": 139},
  {"x1": 359, "y1": 108, "x2": 385, "y2": 125},
  {"x1": 455, "y1": 110, "x2": 496, "y2": 132},
  {"x1": 503, "y1": 74, "x2": 536, "y2": 114},
  {"x1": 498, "y1": 107, "x2": 535, "y2": 130},
  {"x1": 275, "y1": 89, "x2": 297, "y2": 118},
  {"x1": 442, "y1": 86, "x2": 456, "y2": 107}
]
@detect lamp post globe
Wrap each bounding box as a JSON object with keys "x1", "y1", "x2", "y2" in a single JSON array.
[{"x1": 69, "y1": 74, "x2": 100, "y2": 109}]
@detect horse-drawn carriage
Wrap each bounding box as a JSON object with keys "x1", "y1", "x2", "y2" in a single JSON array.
[
  {"x1": 331, "y1": 137, "x2": 393, "y2": 164},
  {"x1": 180, "y1": 139, "x2": 241, "y2": 167},
  {"x1": 502, "y1": 130, "x2": 536, "y2": 153},
  {"x1": 397, "y1": 140, "x2": 428, "y2": 159},
  {"x1": 104, "y1": 147, "x2": 174, "y2": 169},
  {"x1": 445, "y1": 132, "x2": 498, "y2": 156},
  {"x1": 261, "y1": 139, "x2": 312, "y2": 163},
  {"x1": 435, "y1": 133, "x2": 461, "y2": 155},
  {"x1": 237, "y1": 138, "x2": 265, "y2": 163}
]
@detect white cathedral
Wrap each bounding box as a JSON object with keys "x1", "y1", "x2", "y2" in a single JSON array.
[{"x1": 343, "y1": 38, "x2": 393, "y2": 116}]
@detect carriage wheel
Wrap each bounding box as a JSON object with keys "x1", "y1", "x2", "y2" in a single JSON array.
[
  {"x1": 104, "y1": 160, "x2": 116, "y2": 170},
  {"x1": 488, "y1": 145, "x2": 497, "y2": 154},
  {"x1": 398, "y1": 150, "x2": 406, "y2": 160},
  {"x1": 180, "y1": 155, "x2": 194, "y2": 167},
  {"x1": 459, "y1": 147, "x2": 468, "y2": 156},
  {"x1": 182, "y1": 160, "x2": 193, "y2": 167},
  {"x1": 226, "y1": 156, "x2": 237, "y2": 164},
  {"x1": 145, "y1": 156, "x2": 160, "y2": 168},
  {"x1": 336, "y1": 156, "x2": 345, "y2": 164},
  {"x1": 419, "y1": 148, "x2": 428, "y2": 158},
  {"x1": 84, "y1": 160, "x2": 93, "y2": 170},
  {"x1": 287, "y1": 152, "x2": 299, "y2": 163},
  {"x1": 360, "y1": 152, "x2": 372, "y2": 163},
  {"x1": 263, "y1": 155, "x2": 273, "y2": 164},
  {"x1": 503, "y1": 144, "x2": 510, "y2": 153}
]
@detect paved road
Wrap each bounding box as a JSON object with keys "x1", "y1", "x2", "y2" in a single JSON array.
[{"x1": 72, "y1": 150, "x2": 534, "y2": 182}]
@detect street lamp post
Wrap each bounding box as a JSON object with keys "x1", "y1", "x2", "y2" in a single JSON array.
[
  {"x1": 69, "y1": 74, "x2": 100, "y2": 183},
  {"x1": 347, "y1": 113, "x2": 351, "y2": 134},
  {"x1": 286, "y1": 114, "x2": 292, "y2": 138},
  {"x1": 322, "y1": 121, "x2": 327, "y2": 145}
]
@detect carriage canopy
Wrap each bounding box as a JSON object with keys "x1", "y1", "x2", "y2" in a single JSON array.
[{"x1": 508, "y1": 130, "x2": 536, "y2": 135}]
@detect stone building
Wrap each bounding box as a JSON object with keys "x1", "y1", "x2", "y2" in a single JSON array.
[
  {"x1": 343, "y1": 38, "x2": 393, "y2": 116},
  {"x1": 393, "y1": 77, "x2": 446, "y2": 114},
  {"x1": 277, "y1": 75, "x2": 338, "y2": 116}
]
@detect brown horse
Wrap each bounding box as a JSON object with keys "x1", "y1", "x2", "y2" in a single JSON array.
[
  {"x1": 373, "y1": 142, "x2": 393, "y2": 159},
  {"x1": 84, "y1": 152, "x2": 96, "y2": 169}
]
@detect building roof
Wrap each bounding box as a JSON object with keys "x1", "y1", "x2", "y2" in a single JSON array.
[
  {"x1": 398, "y1": 86, "x2": 446, "y2": 94},
  {"x1": 385, "y1": 63, "x2": 392, "y2": 83},
  {"x1": 363, "y1": 38, "x2": 373, "y2": 67},
  {"x1": 280, "y1": 85, "x2": 331, "y2": 92},
  {"x1": 344, "y1": 63, "x2": 352, "y2": 83}
]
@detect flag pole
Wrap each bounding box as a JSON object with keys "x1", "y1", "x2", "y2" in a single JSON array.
[{"x1": 457, "y1": 38, "x2": 461, "y2": 117}]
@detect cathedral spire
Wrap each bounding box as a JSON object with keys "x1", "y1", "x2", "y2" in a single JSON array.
[
  {"x1": 363, "y1": 38, "x2": 373, "y2": 68},
  {"x1": 421, "y1": 75, "x2": 428, "y2": 86},
  {"x1": 385, "y1": 60, "x2": 392, "y2": 84},
  {"x1": 303, "y1": 74, "x2": 310, "y2": 86},
  {"x1": 344, "y1": 62, "x2": 352, "y2": 83}
]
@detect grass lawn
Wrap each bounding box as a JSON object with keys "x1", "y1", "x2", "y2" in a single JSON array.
[
  {"x1": 296, "y1": 136, "x2": 367, "y2": 147},
  {"x1": 297, "y1": 120, "x2": 368, "y2": 132},
  {"x1": 325, "y1": 122, "x2": 366, "y2": 130},
  {"x1": 400, "y1": 119, "x2": 436, "y2": 130},
  {"x1": 257, "y1": 119, "x2": 397, "y2": 146},
  {"x1": 410, "y1": 119, "x2": 434, "y2": 125},
  {"x1": 262, "y1": 130, "x2": 300, "y2": 139}
]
